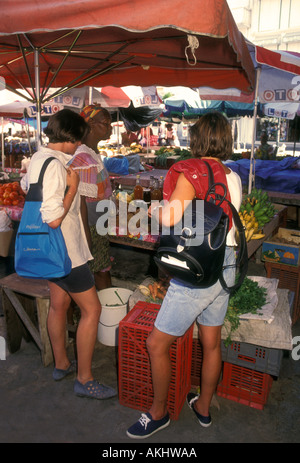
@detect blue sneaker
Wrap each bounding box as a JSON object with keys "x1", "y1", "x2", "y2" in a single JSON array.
[
  {"x1": 126, "y1": 412, "x2": 170, "y2": 439},
  {"x1": 187, "y1": 393, "x2": 212, "y2": 427}
]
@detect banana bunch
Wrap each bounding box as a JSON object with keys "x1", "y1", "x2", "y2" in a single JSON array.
[
  {"x1": 130, "y1": 143, "x2": 143, "y2": 153},
  {"x1": 239, "y1": 188, "x2": 276, "y2": 242},
  {"x1": 239, "y1": 209, "x2": 264, "y2": 241}
]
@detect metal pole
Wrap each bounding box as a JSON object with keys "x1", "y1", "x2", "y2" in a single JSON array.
[
  {"x1": 1, "y1": 117, "x2": 5, "y2": 169},
  {"x1": 89, "y1": 87, "x2": 93, "y2": 105},
  {"x1": 248, "y1": 67, "x2": 261, "y2": 194},
  {"x1": 34, "y1": 48, "x2": 42, "y2": 148}
]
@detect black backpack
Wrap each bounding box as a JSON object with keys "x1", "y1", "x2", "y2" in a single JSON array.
[{"x1": 154, "y1": 161, "x2": 248, "y2": 294}]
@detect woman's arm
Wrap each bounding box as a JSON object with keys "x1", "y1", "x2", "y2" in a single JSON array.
[
  {"x1": 48, "y1": 167, "x2": 79, "y2": 229},
  {"x1": 80, "y1": 195, "x2": 92, "y2": 250},
  {"x1": 148, "y1": 173, "x2": 195, "y2": 227}
]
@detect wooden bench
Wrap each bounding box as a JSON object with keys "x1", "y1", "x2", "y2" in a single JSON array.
[{"x1": 0, "y1": 273, "x2": 53, "y2": 366}]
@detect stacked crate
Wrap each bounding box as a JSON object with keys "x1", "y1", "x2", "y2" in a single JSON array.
[
  {"x1": 118, "y1": 301, "x2": 193, "y2": 420},
  {"x1": 216, "y1": 340, "x2": 283, "y2": 410},
  {"x1": 190, "y1": 338, "x2": 281, "y2": 410}
]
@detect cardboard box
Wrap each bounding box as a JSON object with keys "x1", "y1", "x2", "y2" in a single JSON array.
[
  {"x1": 262, "y1": 228, "x2": 300, "y2": 266},
  {"x1": 0, "y1": 229, "x2": 14, "y2": 257}
]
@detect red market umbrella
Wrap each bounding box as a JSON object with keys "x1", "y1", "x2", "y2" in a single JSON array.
[
  {"x1": 0, "y1": 0, "x2": 254, "y2": 95},
  {"x1": 0, "y1": 0, "x2": 255, "y2": 142}
]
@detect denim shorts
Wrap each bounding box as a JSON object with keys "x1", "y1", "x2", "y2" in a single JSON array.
[{"x1": 154, "y1": 247, "x2": 236, "y2": 336}]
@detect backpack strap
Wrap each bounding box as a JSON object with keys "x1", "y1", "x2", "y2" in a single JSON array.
[
  {"x1": 220, "y1": 199, "x2": 248, "y2": 294},
  {"x1": 204, "y1": 161, "x2": 248, "y2": 294},
  {"x1": 26, "y1": 157, "x2": 56, "y2": 202},
  {"x1": 37, "y1": 157, "x2": 56, "y2": 186}
]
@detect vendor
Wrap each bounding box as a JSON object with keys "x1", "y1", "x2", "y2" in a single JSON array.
[
  {"x1": 256, "y1": 132, "x2": 275, "y2": 160},
  {"x1": 121, "y1": 130, "x2": 138, "y2": 146},
  {"x1": 165, "y1": 123, "x2": 179, "y2": 147}
]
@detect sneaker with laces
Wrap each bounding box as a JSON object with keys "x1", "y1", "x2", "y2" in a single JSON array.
[
  {"x1": 126, "y1": 412, "x2": 170, "y2": 439},
  {"x1": 187, "y1": 392, "x2": 212, "y2": 427}
]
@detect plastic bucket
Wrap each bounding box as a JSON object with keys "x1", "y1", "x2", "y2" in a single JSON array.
[{"x1": 97, "y1": 287, "x2": 133, "y2": 346}]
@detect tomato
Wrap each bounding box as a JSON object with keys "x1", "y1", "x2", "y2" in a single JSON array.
[
  {"x1": 3, "y1": 198, "x2": 12, "y2": 206},
  {"x1": 12, "y1": 200, "x2": 19, "y2": 206},
  {"x1": 9, "y1": 191, "x2": 18, "y2": 200}
]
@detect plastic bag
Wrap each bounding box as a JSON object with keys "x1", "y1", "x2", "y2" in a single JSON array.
[
  {"x1": 103, "y1": 156, "x2": 129, "y2": 175},
  {"x1": 0, "y1": 210, "x2": 12, "y2": 232}
]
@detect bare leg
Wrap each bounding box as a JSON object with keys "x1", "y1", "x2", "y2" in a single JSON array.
[
  {"x1": 70, "y1": 286, "x2": 101, "y2": 384},
  {"x1": 194, "y1": 324, "x2": 222, "y2": 416},
  {"x1": 47, "y1": 282, "x2": 72, "y2": 370},
  {"x1": 146, "y1": 327, "x2": 178, "y2": 420}
]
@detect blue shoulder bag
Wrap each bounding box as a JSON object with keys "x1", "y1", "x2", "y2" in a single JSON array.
[{"x1": 15, "y1": 157, "x2": 72, "y2": 279}]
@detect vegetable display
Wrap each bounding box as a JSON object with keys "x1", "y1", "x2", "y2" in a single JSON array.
[
  {"x1": 139, "y1": 280, "x2": 169, "y2": 303},
  {"x1": 224, "y1": 277, "x2": 267, "y2": 346}
]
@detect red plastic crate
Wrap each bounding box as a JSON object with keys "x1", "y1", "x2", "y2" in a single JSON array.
[
  {"x1": 118, "y1": 301, "x2": 193, "y2": 420},
  {"x1": 191, "y1": 338, "x2": 203, "y2": 387},
  {"x1": 217, "y1": 362, "x2": 273, "y2": 410}
]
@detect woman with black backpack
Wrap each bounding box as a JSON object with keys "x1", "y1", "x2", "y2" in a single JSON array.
[{"x1": 127, "y1": 112, "x2": 242, "y2": 439}]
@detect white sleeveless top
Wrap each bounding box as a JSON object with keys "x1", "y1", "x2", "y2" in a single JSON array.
[{"x1": 226, "y1": 169, "x2": 242, "y2": 246}]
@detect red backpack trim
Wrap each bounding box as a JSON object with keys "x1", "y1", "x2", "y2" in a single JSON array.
[{"x1": 163, "y1": 158, "x2": 233, "y2": 230}]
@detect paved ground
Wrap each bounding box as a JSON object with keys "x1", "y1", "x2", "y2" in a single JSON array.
[{"x1": 0, "y1": 247, "x2": 300, "y2": 446}]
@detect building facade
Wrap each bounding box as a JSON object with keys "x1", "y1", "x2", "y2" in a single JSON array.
[
  {"x1": 228, "y1": 0, "x2": 300, "y2": 148},
  {"x1": 228, "y1": 0, "x2": 300, "y2": 52}
]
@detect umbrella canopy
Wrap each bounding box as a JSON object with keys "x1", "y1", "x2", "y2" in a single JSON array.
[
  {"x1": 196, "y1": 44, "x2": 300, "y2": 192},
  {"x1": 253, "y1": 46, "x2": 300, "y2": 104},
  {"x1": 160, "y1": 86, "x2": 263, "y2": 119},
  {"x1": 160, "y1": 86, "x2": 221, "y2": 118},
  {"x1": 94, "y1": 86, "x2": 161, "y2": 108},
  {"x1": 247, "y1": 44, "x2": 300, "y2": 192},
  {"x1": 0, "y1": 0, "x2": 255, "y2": 97}
]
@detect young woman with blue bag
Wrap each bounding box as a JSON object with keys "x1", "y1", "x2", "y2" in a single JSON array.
[{"x1": 22, "y1": 109, "x2": 116, "y2": 400}]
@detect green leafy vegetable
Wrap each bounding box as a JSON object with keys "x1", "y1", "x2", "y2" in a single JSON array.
[{"x1": 224, "y1": 277, "x2": 267, "y2": 347}]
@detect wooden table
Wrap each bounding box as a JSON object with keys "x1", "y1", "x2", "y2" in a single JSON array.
[
  {"x1": 109, "y1": 203, "x2": 288, "y2": 259},
  {"x1": 265, "y1": 190, "x2": 300, "y2": 227},
  {"x1": 247, "y1": 203, "x2": 287, "y2": 261},
  {"x1": 0, "y1": 273, "x2": 53, "y2": 366}
]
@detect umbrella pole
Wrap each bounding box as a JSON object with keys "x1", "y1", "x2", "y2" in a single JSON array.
[
  {"x1": 1, "y1": 117, "x2": 4, "y2": 169},
  {"x1": 34, "y1": 49, "x2": 42, "y2": 148},
  {"x1": 89, "y1": 87, "x2": 93, "y2": 104},
  {"x1": 248, "y1": 68, "x2": 261, "y2": 194}
]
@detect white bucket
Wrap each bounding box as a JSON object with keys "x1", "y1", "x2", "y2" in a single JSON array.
[{"x1": 97, "y1": 287, "x2": 133, "y2": 346}]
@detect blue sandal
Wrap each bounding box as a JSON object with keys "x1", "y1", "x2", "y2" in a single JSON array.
[
  {"x1": 74, "y1": 379, "x2": 117, "y2": 400},
  {"x1": 53, "y1": 360, "x2": 77, "y2": 381}
]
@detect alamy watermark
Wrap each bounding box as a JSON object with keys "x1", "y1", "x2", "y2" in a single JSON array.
[
  {"x1": 292, "y1": 336, "x2": 300, "y2": 361},
  {"x1": 95, "y1": 199, "x2": 205, "y2": 246},
  {"x1": 0, "y1": 336, "x2": 6, "y2": 360}
]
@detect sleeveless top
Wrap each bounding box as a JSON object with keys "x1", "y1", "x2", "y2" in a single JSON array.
[{"x1": 163, "y1": 158, "x2": 242, "y2": 246}]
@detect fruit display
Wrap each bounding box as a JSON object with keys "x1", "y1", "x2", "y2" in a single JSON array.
[
  {"x1": 116, "y1": 191, "x2": 135, "y2": 204},
  {"x1": 0, "y1": 182, "x2": 25, "y2": 207},
  {"x1": 239, "y1": 188, "x2": 276, "y2": 242}
]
